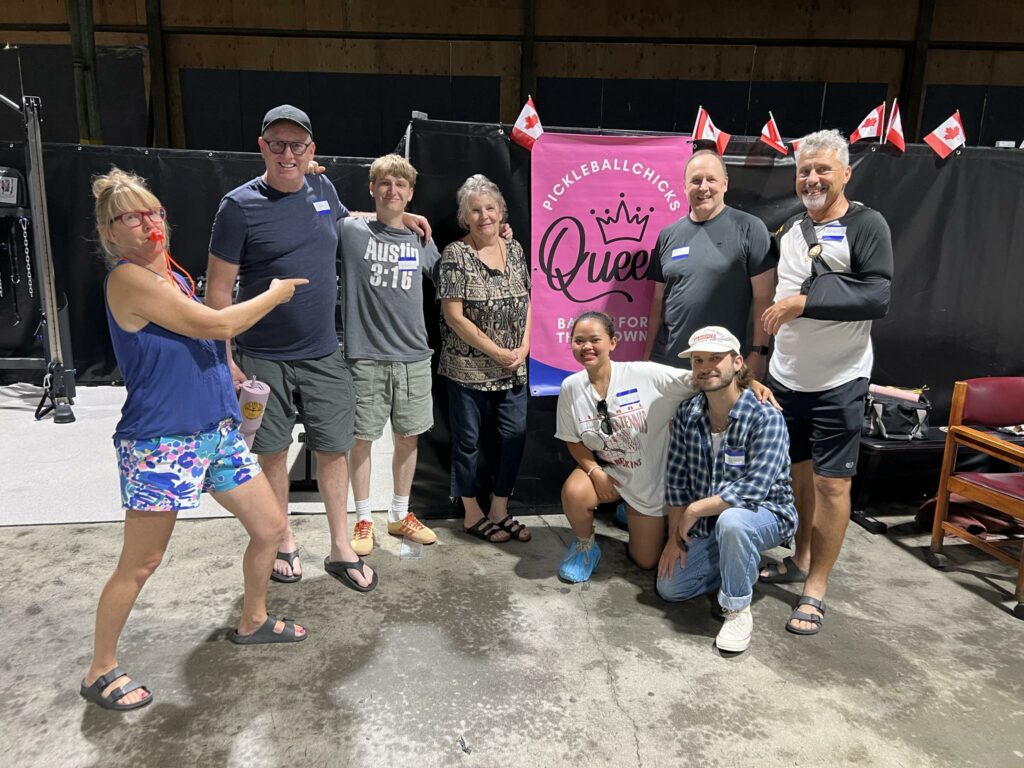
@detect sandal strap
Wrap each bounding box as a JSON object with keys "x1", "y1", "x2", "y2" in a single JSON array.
[
  {"x1": 94, "y1": 666, "x2": 127, "y2": 692},
  {"x1": 109, "y1": 680, "x2": 147, "y2": 702},
  {"x1": 796, "y1": 595, "x2": 826, "y2": 614},
  {"x1": 789, "y1": 610, "x2": 823, "y2": 625}
]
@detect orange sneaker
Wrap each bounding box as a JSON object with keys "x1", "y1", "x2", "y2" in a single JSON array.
[
  {"x1": 387, "y1": 513, "x2": 437, "y2": 545},
  {"x1": 351, "y1": 519, "x2": 374, "y2": 556}
]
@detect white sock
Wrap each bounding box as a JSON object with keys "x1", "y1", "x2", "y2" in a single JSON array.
[
  {"x1": 576, "y1": 534, "x2": 595, "y2": 551},
  {"x1": 389, "y1": 494, "x2": 410, "y2": 523},
  {"x1": 355, "y1": 498, "x2": 372, "y2": 523}
]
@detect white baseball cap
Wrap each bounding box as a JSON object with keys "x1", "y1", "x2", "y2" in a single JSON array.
[{"x1": 678, "y1": 326, "x2": 741, "y2": 358}]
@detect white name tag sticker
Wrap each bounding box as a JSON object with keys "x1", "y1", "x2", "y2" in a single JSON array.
[
  {"x1": 671, "y1": 246, "x2": 690, "y2": 260},
  {"x1": 724, "y1": 449, "x2": 745, "y2": 467},
  {"x1": 313, "y1": 200, "x2": 331, "y2": 215},
  {"x1": 398, "y1": 254, "x2": 418, "y2": 272}
]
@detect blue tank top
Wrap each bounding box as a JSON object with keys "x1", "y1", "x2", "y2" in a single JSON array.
[{"x1": 105, "y1": 263, "x2": 241, "y2": 440}]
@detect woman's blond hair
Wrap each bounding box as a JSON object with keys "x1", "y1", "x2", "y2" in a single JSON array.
[{"x1": 92, "y1": 167, "x2": 166, "y2": 266}]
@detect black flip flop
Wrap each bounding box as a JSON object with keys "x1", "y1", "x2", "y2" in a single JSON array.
[
  {"x1": 323, "y1": 555, "x2": 379, "y2": 592},
  {"x1": 229, "y1": 613, "x2": 307, "y2": 645},
  {"x1": 270, "y1": 550, "x2": 302, "y2": 584},
  {"x1": 80, "y1": 666, "x2": 153, "y2": 711}
]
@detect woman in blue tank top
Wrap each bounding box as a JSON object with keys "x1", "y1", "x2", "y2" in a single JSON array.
[{"x1": 80, "y1": 168, "x2": 311, "y2": 711}]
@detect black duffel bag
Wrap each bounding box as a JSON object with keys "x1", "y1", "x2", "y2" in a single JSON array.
[{"x1": 863, "y1": 389, "x2": 931, "y2": 441}]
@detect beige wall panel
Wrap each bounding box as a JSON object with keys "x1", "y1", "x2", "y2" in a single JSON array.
[
  {"x1": 926, "y1": 50, "x2": 1024, "y2": 86},
  {"x1": 535, "y1": 1, "x2": 916, "y2": 41},
  {"x1": 158, "y1": 0, "x2": 522, "y2": 36},
  {"x1": 164, "y1": 35, "x2": 521, "y2": 146},
  {"x1": 931, "y1": 0, "x2": 1024, "y2": 43},
  {"x1": 537, "y1": 42, "x2": 903, "y2": 88}
]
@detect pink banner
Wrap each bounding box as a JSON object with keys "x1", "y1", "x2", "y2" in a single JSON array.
[{"x1": 529, "y1": 133, "x2": 692, "y2": 395}]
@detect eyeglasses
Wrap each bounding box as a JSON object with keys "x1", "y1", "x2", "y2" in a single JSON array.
[
  {"x1": 112, "y1": 208, "x2": 167, "y2": 228},
  {"x1": 262, "y1": 138, "x2": 312, "y2": 155},
  {"x1": 596, "y1": 399, "x2": 613, "y2": 435}
]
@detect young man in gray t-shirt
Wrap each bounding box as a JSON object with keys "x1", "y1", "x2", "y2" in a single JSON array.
[{"x1": 338, "y1": 154, "x2": 441, "y2": 555}]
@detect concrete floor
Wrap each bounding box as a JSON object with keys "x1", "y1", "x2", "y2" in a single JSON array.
[{"x1": 3, "y1": 506, "x2": 1023, "y2": 767}]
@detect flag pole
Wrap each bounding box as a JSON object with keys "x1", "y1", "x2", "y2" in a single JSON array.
[
  {"x1": 885, "y1": 98, "x2": 898, "y2": 141},
  {"x1": 878, "y1": 102, "x2": 885, "y2": 144},
  {"x1": 692, "y1": 105, "x2": 702, "y2": 141}
]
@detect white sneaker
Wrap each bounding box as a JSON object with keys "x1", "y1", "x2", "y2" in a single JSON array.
[{"x1": 715, "y1": 605, "x2": 753, "y2": 652}]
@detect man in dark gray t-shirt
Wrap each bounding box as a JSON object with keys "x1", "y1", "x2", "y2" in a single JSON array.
[
  {"x1": 339, "y1": 154, "x2": 442, "y2": 557},
  {"x1": 643, "y1": 150, "x2": 775, "y2": 383}
]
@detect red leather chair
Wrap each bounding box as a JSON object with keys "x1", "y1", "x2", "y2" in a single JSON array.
[{"x1": 929, "y1": 377, "x2": 1024, "y2": 619}]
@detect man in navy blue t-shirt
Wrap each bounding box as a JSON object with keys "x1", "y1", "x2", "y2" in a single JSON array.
[{"x1": 206, "y1": 105, "x2": 429, "y2": 593}]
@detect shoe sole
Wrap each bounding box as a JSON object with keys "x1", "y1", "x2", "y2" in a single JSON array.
[
  {"x1": 715, "y1": 635, "x2": 751, "y2": 653},
  {"x1": 387, "y1": 530, "x2": 437, "y2": 545}
]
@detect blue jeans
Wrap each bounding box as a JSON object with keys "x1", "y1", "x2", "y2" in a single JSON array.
[
  {"x1": 447, "y1": 379, "x2": 527, "y2": 499},
  {"x1": 656, "y1": 506, "x2": 784, "y2": 612}
]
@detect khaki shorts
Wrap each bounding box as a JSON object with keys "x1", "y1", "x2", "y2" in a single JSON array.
[
  {"x1": 348, "y1": 358, "x2": 434, "y2": 440},
  {"x1": 237, "y1": 347, "x2": 355, "y2": 454}
]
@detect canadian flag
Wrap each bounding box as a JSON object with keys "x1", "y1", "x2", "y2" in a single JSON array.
[
  {"x1": 790, "y1": 138, "x2": 802, "y2": 154},
  {"x1": 924, "y1": 110, "x2": 966, "y2": 158},
  {"x1": 850, "y1": 103, "x2": 885, "y2": 143},
  {"x1": 884, "y1": 99, "x2": 906, "y2": 152},
  {"x1": 692, "y1": 106, "x2": 731, "y2": 155},
  {"x1": 511, "y1": 97, "x2": 543, "y2": 150},
  {"x1": 759, "y1": 112, "x2": 788, "y2": 155}
]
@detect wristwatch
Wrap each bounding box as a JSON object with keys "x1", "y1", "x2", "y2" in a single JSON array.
[{"x1": 752, "y1": 345, "x2": 771, "y2": 356}]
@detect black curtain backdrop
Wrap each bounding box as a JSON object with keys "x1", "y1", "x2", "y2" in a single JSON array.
[{"x1": 2, "y1": 127, "x2": 1023, "y2": 513}]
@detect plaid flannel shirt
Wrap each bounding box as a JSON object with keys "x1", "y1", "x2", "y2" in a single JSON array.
[{"x1": 665, "y1": 387, "x2": 798, "y2": 542}]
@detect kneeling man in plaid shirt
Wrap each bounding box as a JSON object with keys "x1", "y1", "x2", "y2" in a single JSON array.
[{"x1": 656, "y1": 326, "x2": 798, "y2": 653}]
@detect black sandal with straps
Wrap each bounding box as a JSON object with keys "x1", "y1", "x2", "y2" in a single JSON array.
[
  {"x1": 462, "y1": 517, "x2": 511, "y2": 543},
  {"x1": 492, "y1": 515, "x2": 531, "y2": 542}
]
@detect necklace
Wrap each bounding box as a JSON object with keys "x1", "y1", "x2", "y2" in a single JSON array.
[{"x1": 469, "y1": 233, "x2": 506, "y2": 273}]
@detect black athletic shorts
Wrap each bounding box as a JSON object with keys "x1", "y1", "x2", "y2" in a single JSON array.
[{"x1": 767, "y1": 376, "x2": 868, "y2": 478}]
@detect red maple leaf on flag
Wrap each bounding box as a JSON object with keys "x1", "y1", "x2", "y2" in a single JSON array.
[
  {"x1": 863, "y1": 117, "x2": 877, "y2": 127},
  {"x1": 524, "y1": 114, "x2": 539, "y2": 130},
  {"x1": 944, "y1": 125, "x2": 960, "y2": 140}
]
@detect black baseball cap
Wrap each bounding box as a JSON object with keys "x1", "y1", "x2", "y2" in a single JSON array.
[{"x1": 261, "y1": 105, "x2": 313, "y2": 137}]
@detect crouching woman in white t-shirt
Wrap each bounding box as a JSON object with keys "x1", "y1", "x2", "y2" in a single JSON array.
[{"x1": 555, "y1": 312, "x2": 774, "y2": 584}]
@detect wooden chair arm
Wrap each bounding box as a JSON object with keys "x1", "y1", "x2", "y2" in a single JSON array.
[{"x1": 950, "y1": 425, "x2": 1024, "y2": 469}]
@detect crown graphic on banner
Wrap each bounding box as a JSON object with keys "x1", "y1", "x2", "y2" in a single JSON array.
[{"x1": 594, "y1": 195, "x2": 651, "y2": 243}]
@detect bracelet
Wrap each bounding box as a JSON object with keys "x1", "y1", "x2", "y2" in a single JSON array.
[
  {"x1": 586, "y1": 465, "x2": 601, "y2": 477},
  {"x1": 752, "y1": 345, "x2": 771, "y2": 356}
]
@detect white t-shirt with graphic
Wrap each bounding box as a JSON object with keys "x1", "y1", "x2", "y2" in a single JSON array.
[{"x1": 555, "y1": 361, "x2": 696, "y2": 517}]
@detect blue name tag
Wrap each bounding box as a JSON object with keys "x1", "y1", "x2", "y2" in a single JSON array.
[
  {"x1": 313, "y1": 200, "x2": 331, "y2": 215},
  {"x1": 671, "y1": 246, "x2": 690, "y2": 260},
  {"x1": 616, "y1": 387, "x2": 640, "y2": 407},
  {"x1": 724, "y1": 448, "x2": 745, "y2": 467},
  {"x1": 821, "y1": 224, "x2": 846, "y2": 242}
]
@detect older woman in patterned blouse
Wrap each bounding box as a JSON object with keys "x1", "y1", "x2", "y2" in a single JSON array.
[{"x1": 438, "y1": 174, "x2": 532, "y2": 543}]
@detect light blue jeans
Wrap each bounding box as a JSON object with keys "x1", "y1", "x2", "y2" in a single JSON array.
[{"x1": 656, "y1": 506, "x2": 785, "y2": 612}]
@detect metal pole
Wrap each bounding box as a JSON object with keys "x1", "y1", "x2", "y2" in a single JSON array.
[{"x1": 23, "y1": 96, "x2": 76, "y2": 421}]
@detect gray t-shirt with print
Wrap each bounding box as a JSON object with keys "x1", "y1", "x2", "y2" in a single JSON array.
[{"x1": 337, "y1": 217, "x2": 440, "y2": 362}]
